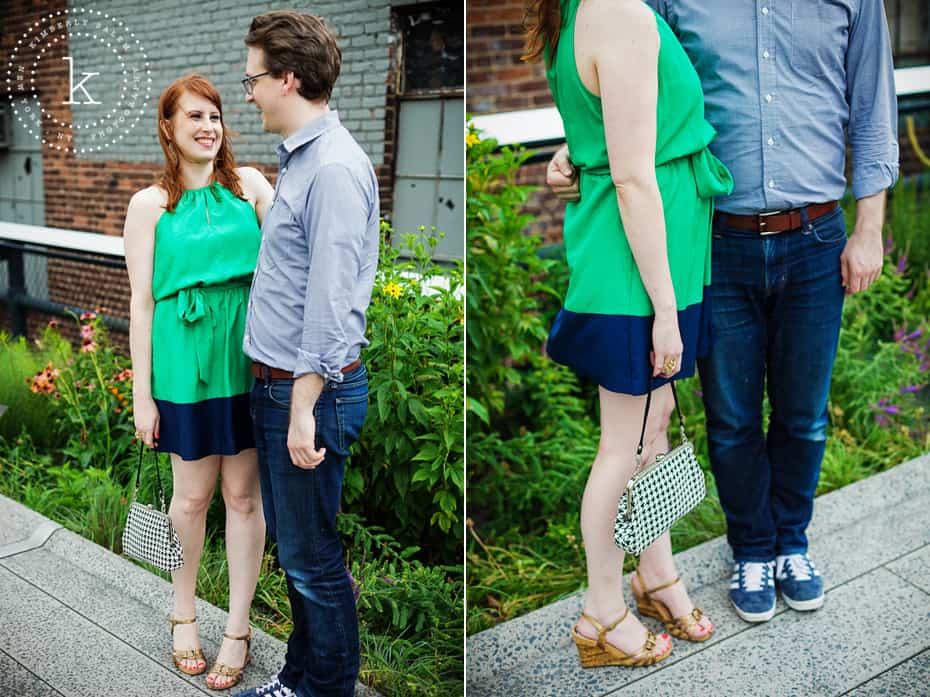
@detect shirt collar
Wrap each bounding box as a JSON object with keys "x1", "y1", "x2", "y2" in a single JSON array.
[{"x1": 277, "y1": 110, "x2": 340, "y2": 161}]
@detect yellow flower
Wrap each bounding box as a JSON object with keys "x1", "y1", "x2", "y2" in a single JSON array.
[
  {"x1": 382, "y1": 282, "x2": 403, "y2": 299},
  {"x1": 466, "y1": 132, "x2": 480, "y2": 148}
]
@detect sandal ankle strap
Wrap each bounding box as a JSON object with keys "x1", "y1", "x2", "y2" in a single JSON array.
[
  {"x1": 580, "y1": 607, "x2": 630, "y2": 644},
  {"x1": 223, "y1": 630, "x2": 252, "y2": 643},
  {"x1": 636, "y1": 567, "x2": 682, "y2": 596}
]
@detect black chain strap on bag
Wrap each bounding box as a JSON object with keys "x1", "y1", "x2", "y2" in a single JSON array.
[
  {"x1": 122, "y1": 444, "x2": 184, "y2": 571},
  {"x1": 613, "y1": 381, "x2": 707, "y2": 555}
]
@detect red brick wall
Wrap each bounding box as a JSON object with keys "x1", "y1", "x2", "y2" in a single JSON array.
[{"x1": 466, "y1": 0, "x2": 552, "y2": 114}]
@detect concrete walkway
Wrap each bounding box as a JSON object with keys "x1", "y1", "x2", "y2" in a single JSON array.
[
  {"x1": 0, "y1": 494, "x2": 379, "y2": 697},
  {"x1": 467, "y1": 453, "x2": 930, "y2": 697}
]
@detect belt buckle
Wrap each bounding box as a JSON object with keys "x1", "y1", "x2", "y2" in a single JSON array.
[{"x1": 758, "y1": 210, "x2": 783, "y2": 236}]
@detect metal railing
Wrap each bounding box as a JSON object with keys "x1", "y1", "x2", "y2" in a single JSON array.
[{"x1": 0, "y1": 223, "x2": 128, "y2": 338}]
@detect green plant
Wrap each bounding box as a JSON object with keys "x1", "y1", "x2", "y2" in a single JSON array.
[
  {"x1": 29, "y1": 314, "x2": 136, "y2": 473},
  {"x1": 348, "y1": 223, "x2": 464, "y2": 561},
  {"x1": 0, "y1": 332, "x2": 58, "y2": 448}
]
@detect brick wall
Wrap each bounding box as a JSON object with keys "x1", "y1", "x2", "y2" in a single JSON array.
[{"x1": 466, "y1": 0, "x2": 551, "y2": 114}]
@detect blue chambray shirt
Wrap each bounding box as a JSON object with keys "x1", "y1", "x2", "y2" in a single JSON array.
[
  {"x1": 244, "y1": 110, "x2": 380, "y2": 382},
  {"x1": 648, "y1": 0, "x2": 899, "y2": 214}
]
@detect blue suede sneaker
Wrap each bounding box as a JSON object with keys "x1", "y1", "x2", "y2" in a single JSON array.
[
  {"x1": 232, "y1": 676, "x2": 294, "y2": 697},
  {"x1": 776, "y1": 552, "x2": 824, "y2": 611},
  {"x1": 729, "y1": 560, "x2": 776, "y2": 622}
]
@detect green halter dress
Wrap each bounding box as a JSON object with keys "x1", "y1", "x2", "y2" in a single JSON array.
[
  {"x1": 545, "y1": 2, "x2": 733, "y2": 394},
  {"x1": 150, "y1": 182, "x2": 261, "y2": 460}
]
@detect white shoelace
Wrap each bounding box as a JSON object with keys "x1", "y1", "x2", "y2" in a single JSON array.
[
  {"x1": 256, "y1": 678, "x2": 295, "y2": 697},
  {"x1": 776, "y1": 554, "x2": 818, "y2": 581},
  {"x1": 731, "y1": 561, "x2": 774, "y2": 591}
]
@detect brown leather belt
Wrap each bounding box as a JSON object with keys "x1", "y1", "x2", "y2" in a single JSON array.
[
  {"x1": 251, "y1": 358, "x2": 362, "y2": 380},
  {"x1": 714, "y1": 201, "x2": 838, "y2": 235}
]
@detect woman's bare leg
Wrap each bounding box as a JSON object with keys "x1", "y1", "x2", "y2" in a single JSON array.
[
  {"x1": 208, "y1": 448, "x2": 264, "y2": 688},
  {"x1": 576, "y1": 384, "x2": 673, "y2": 655},
  {"x1": 636, "y1": 425, "x2": 715, "y2": 637},
  {"x1": 168, "y1": 453, "x2": 222, "y2": 672}
]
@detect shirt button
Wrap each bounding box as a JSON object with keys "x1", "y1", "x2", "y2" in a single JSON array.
[
  {"x1": 762, "y1": 7, "x2": 769, "y2": 15},
  {"x1": 767, "y1": 137, "x2": 774, "y2": 146},
  {"x1": 765, "y1": 93, "x2": 773, "y2": 103},
  {"x1": 768, "y1": 180, "x2": 776, "y2": 189},
  {"x1": 763, "y1": 50, "x2": 770, "y2": 60}
]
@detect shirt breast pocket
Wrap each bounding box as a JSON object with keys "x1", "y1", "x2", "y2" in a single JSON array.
[{"x1": 789, "y1": 1, "x2": 848, "y2": 81}]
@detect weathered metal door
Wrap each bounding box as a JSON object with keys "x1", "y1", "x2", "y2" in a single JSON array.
[
  {"x1": 0, "y1": 99, "x2": 48, "y2": 299},
  {"x1": 392, "y1": 96, "x2": 464, "y2": 261}
]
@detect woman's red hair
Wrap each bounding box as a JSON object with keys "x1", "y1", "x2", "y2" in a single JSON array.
[
  {"x1": 523, "y1": 0, "x2": 562, "y2": 67},
  {"x1": 156, "y1": 74, "x2": 244, "y2": 213}
]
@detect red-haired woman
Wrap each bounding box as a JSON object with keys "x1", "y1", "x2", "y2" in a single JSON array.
[
  {"x1": 124, "y1": 74, "x2": 274, "y2": 690},
  {"x1": 525, "y1": 0, "x2": 733, "y2": 669}
]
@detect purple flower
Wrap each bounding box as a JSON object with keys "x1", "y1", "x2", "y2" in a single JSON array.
[
  {"x1": 693, "y1": 389, "x2": 704, "y2": 398},
  {"x1": 346, "y1": 568, "x2": 361, "y2": 604},
  {"x1": 884, "y1": 235, "x2": 893, "y2": 254},
  {"x1": 896, "y1": 255, "x2": 908, "y2": 274},
  {"x1": 904, "y1": 329, "x2": 924, "y2": 342},
  {"x1": 875, "y1": 414, "x2": 890, "y2": 427},
  {"x1": 899, "y1": 385, "x2": 924, "y2": 394},
  {"x1": 883, "y1": 405, "x2": 902, "y2": 415}
]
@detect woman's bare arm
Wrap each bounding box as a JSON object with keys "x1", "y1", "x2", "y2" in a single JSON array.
[
  {"x1": 578, "y1": 0, "x2": 682, "y2": 374},
  {"x1": 123, "y1": 187, "x2": 164, "y2": 445}
]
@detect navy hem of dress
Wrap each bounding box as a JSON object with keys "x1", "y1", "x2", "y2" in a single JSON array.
[
  {"x1": 546, "y1": 290, "x2": 712, "y2": 395},
  {"x1": 154, "y1": 393, "x2": 254, "y2": 461}
]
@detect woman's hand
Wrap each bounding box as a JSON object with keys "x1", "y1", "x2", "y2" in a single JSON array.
[
  {"x1": 133, "y1": 396, "x2": 160, "y2": 447},
  {"x1": 651, "y1": 312, "x2": 683, "y2": 378}
]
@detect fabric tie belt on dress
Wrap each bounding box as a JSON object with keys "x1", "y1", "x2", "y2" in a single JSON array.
[
  {"x1": 174, "y1": 278, "x2": 251, "y2": 386},
  {"x1": 575, "y1": 146, "x2": 734, "y2": 200}
]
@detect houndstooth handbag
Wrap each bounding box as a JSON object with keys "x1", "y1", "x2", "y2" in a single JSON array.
[
  {"x1": 614, "y1": 381, "x2": 706, "y2": 555},
  {"x1": 122, "y1": 445, "x2": 184, "y2": 572}
]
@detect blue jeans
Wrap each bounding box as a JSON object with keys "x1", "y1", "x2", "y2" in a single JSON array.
[
  {"x1": 251, "y1": 365, "x2": 369, "y2": 697},
  {"x1": 698, "y1": 207, "x2": 846, "y2": 562}
]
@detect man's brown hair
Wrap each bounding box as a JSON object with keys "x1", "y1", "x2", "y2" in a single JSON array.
[{"x1": 245, "y1": 11, "x2": 342, "y2": 103}]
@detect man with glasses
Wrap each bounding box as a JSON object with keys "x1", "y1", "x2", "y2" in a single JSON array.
[
  {"x1": 547, "y1": 0, "x2": 898, "y2": 623},
  {"x1": 234, "y1": 10, "x2": 379, "y2": 697}
]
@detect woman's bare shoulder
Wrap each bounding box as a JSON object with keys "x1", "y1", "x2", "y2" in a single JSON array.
[{"x1": 583, "y1": 0, "x2": 657, "y2": 41}]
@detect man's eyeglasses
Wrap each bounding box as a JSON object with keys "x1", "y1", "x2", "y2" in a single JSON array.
[{"x1": 241, "y1": 71, "x2": 271, "y2": 96}]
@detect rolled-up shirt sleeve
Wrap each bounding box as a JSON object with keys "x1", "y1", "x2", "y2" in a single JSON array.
[
  {"x1": 846, "y1": 0, "x2": 899, "y2": 200},
  {"x1": 293, "y1": 163, "x2": 369, "y2": 382}
]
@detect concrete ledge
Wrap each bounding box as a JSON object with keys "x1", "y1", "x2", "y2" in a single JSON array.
[
  {"x1": 0, "y1": 494, "x2": 381, "y2": 696},
  {"x1": 467, "y1": 453, "x2": 930, "y2": 697}
]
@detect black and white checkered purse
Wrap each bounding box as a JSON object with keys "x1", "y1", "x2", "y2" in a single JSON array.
[
  {"x1": 614, "y1": 381, "x2": 706, "y2": 555},
  {"x1": 122, "y1": 445, "x2": 184, "y2": 572}
]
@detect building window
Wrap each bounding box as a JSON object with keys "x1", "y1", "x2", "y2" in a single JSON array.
[
  {"x1": 886, "y1": 0, "x2": 930, "y2": 66},
  {"x1": 391, "y1": 2, "x2": 464, "y2": 261}
]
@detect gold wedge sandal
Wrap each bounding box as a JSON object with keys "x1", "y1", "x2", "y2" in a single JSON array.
[
  {"x1": 571, "y1": 608, "x2": 672, "y2": 667},
  {"x1": 631, "y1": 568, "x2": 714, "y2": 642},
  {"x1": 169, "y1": 615, "x2": 207, "y2": 676},
  {"x1": 206, "y1": 630, "x2": 252, "y2": 691}
]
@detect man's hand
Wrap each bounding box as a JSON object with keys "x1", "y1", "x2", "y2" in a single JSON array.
[
  {"x1": 288, "y1": 372, "x2": 326, "y2": 469},
  {"x1": 288, "y1": 402, "x2": 326, "y2": 469},
  {"x1": 840, "y1": 230, "x2": 883, "y2": 295},
  {"x1": 841, "y1": 191, "x2": 886, "y2": 295},
  {"x1": 547, "y1": 144, "x2": 580, "y2": 202}
]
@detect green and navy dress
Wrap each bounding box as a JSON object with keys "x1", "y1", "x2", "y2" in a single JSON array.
[
  {"x1": 151, "y1": 182, "x2": 261, "y2": 460},
  {"x1": 545, "y1": 3, "x2": 733, "y2": 395}
]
